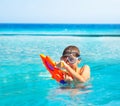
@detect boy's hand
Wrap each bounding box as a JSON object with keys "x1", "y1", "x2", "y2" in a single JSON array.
[
  {"x1": 55, "y1": 61, "x2": 68, "y2": 69},
  {"x1": 55, "y1": 61, "x2": 64, "y2": 68}
]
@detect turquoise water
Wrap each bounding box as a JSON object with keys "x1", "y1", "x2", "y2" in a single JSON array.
[
  {"x1": 0, "y1": 24, "x2": 120, "y2": 35},
  {"x1": 0, "y1": 36, "x2": 120, "y2": 106}
]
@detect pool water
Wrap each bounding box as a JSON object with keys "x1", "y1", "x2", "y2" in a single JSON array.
[{"x1": 0, "y1": 36, "x2": 120, "y2": 106}]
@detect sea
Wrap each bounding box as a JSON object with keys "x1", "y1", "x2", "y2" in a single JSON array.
[
  {"x1": 0, "y1": 23, "x2": 120, "y2": 36},
  {"x1": 0, "y1": 23, "x2": 120, "y2": 106}
]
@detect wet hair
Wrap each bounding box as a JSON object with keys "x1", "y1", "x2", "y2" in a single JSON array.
[{"x1": 62, "y1": 45, "x2": 80, "y2": 57}]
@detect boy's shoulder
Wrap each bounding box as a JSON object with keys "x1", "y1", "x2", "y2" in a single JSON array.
[
  {"x1": 83, "y1": 65, "x2": 90, "y2": 70},
  {"x1": 80, "y1": 64, "x2": 90, "y2": 75},
  {"x1": 80, "y1": 65, "x2": 90, "y2": 81}
]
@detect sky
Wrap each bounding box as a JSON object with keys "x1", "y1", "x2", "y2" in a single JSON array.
[{"x1": 0, "y1": 0, "x2": 120, "y2": 24}]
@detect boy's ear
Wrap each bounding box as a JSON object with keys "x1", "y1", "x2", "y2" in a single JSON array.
[{"x1": 77, "y1": 59, "x2": 81, "y2": 64}]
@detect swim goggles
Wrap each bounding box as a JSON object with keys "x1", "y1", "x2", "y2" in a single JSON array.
[
  {"x1": 61, "y1": 54, "x2": 81, "y2": 64},
  {"x1": 66, "y1": 56, "x2": 80, "y2": 64}
]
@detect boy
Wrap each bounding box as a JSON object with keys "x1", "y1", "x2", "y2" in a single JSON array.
[{"x1": 57, "y1": 45, "x2": 90, "y2": 83}]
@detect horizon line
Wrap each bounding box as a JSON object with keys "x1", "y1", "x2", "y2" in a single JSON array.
[{"x1": 0, "y1": 23, "x2": 120, "y2": 25}]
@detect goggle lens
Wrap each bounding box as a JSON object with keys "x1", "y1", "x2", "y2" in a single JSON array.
[{"x1": 67, "y1": 57, "x2": 78, "y2": 64}]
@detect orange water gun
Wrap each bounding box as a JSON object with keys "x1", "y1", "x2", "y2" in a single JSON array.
[{"x1": 40, "y1": 54, "x2": 67, "y2": 84}]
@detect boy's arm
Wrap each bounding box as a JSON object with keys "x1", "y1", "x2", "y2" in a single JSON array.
[
  {"x1": 65, "y1": 65, "x2": 86, "y2": 82},
  {"x1": 60, "y1": 61, "x2": 88, "y2": 83}
]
